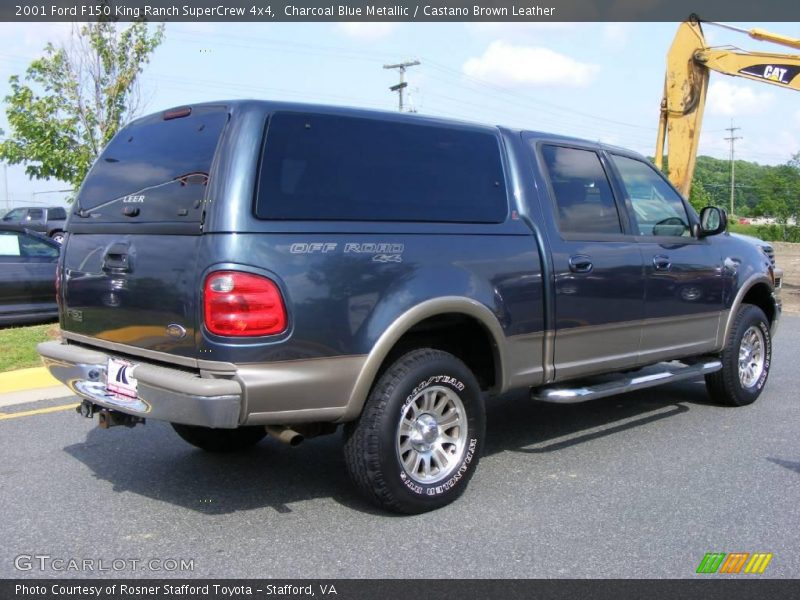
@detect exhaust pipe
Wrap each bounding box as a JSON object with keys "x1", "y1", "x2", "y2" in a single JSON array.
[{"x1": 265, "y1": 425, "x2": 304, "y2": 447}]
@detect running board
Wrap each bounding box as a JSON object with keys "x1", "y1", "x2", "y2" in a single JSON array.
[{"x1": 532, "y1": 360, "x2": 722, "y2": 404}]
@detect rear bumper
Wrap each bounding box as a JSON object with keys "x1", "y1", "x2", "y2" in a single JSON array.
[{"x1": 37, "y1": 341, "x2": 242, "y2": 428}]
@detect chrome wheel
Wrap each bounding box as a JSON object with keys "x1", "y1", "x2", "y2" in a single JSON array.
[
  {"x1": 738, "y1": 325, "x2": 765, "y2": 389},
  {"x1": 396, "y1": 385, "x2": 468, "y2": 484}
]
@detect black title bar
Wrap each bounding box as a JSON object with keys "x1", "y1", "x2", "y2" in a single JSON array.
[{"x1": 5, "y1": 0, "x2": 800, "y2": 22}]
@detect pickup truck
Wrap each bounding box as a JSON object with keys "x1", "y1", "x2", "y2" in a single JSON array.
[
  {"x1": 2, "y1": 206, "x2": 68, "y2": 243},
  {"x1": 38, "y1": 101, "x2": 781, "y2": 513}
]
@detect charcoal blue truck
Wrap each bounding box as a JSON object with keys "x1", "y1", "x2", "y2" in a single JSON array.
[{"x1": 38, "y1": 101, "x2": 781, "y2": 513}]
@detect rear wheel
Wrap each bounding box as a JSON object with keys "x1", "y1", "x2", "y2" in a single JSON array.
[
  {"x1": 171, "y1": 424, "x2": 266, "y2": 452},
  {"x1": 343, "y1": 348, "x2": 485, "y2": 514},
  {"x1": 50, "y1": 231, "x2": 65, "y2": 244},
  {"x1": 705, "y1": 304, "x2": 772, "y2": 407}
]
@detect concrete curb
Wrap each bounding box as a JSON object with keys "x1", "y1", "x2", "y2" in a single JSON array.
[{"x1": 0, "y1": 366, "x2": 68, "y2": 395}]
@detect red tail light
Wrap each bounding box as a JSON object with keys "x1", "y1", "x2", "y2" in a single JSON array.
[{"x1": 203, "y1": 271, "x2": 287, "y2": 337}]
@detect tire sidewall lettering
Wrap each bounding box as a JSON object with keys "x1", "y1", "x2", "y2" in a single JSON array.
[
  {"x1": 396, "y1": 374, "x2": 478, "y2": 499},
  {"x1": 753, "y1": 320, "x2": 771, "y2": 391}
]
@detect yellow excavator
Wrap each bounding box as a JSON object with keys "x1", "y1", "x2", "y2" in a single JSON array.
[{"x1": 655, "y1": 16, "x2": 800, "y2": 199}]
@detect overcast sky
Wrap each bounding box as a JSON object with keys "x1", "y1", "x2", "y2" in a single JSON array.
[{"x1": 0, "y1": 20, "x2": 798, "y2": 208}]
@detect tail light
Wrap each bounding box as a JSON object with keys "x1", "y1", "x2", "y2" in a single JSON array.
[{"x1": 203, "y1": 271, "x2": 287, "y2": 337}]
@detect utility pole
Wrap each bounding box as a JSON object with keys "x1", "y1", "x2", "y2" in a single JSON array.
[
  {"x1": 383, "y1": 60, "x2": 420, "y2": 112},
  {"x1": 724, "y1": 121, "x2": 742, "y2": 216}
]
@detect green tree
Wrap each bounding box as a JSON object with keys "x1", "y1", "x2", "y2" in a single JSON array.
[
  {"x1": 688, "y1": 177, "x2": 713, "y2": 212},
  {"x1": 0, "y1": 21, "x2": 164, "y2": 192}
]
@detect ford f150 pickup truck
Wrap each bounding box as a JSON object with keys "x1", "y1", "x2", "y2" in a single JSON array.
[{"x1": 38, "y1": 101, "x2": 781, "y2": 513}]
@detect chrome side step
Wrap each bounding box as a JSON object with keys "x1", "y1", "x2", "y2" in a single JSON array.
[{"x1": 531, "y1": 360, "x2": 722, "y2": 404}]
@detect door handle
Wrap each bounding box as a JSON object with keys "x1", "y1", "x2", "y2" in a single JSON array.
[
  {"x1": 102, "y1": 243, "x2": 131, "y2": 273},
  {"x1": 653, "y1": 255, "x2": 671, "y2": 271},
  {"x1": 568, "y1": 255, "x2": 593, "y2": 274}
]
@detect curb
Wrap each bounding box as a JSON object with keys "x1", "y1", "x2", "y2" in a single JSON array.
[{"x1": 0, "y1": 366, "x2": 65, "y2": 394}]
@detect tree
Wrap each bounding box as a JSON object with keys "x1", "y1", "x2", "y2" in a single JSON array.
[
  {"x1": 0, "y1": 21, "x2": 164, "y2": 193},
  {"x1": 688, "y1": 177, "x2": 713, "y2": 212}
]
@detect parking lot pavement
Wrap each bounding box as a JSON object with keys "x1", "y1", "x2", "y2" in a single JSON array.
[{"x1": 1, "y1": 316, "x2": 798, "y2": 579}]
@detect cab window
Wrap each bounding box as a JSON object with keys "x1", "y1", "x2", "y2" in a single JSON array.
[
  {"x1": 540, "y1": 145, "x2": 622, "y2": 236},
  {"x1": 610, "y1": 154, "x2": 691, "y2": 237}
]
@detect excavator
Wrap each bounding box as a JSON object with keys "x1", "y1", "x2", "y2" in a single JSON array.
[{"x1": 655, "y1": 16, "x2": 800, "y2": 199}]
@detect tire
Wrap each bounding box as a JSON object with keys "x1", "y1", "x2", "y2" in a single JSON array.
[
  {"x1": 50, "y1": 231, "x2": 65, "y2": 244},
  {"x1": 343, "y1": 348, "x2": 485, "y2": 514},
  {"x1": 171, "y1": 424, "x2": 266, "y2": 452},
  {"x1": 705, "y1": 303, "x2": 772, "y2": 407}
]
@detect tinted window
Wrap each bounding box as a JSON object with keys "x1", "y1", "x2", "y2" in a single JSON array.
[
  {"x1": 611, "y1": 154, "x2": 690, "y2": 237},
  {"x1": 2, "y1": 208, "x2": 26, "y2": 221},
  {"x1": 27, "y1": 209, "x2": 44, "y2": 220},
  {"x1": 19, "y1": 234, "x2": 58, "y2": 258},
  {"x1": 540, "y1": 145, "x2": 622, "y2": 235},
  {"x1": 49, "y1": 208, "x2": 67, "y2": 220},
  {"x1": 255, "y1": 112, "x2": 508, "y2": 223},
  {"x1": 76, "y1": 106, "x2": 228, "y2": 222}
]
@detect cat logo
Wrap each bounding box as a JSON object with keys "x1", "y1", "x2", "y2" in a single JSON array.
[
  {"x1": 764, "y1": 65, "x2": 788, "y2": 83},
  {"x1": 739, "y1": 64, "x2": 799, "y2": 85}
]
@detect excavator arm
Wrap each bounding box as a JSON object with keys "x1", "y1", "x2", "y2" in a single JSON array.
[{"x1": 655, "y1": 18, "x2": 800, "y2": 198}]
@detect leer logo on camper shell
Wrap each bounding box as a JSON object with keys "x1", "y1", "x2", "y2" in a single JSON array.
[{"x1": 696, "y1": 552, "x2": 773, "y2": 574}]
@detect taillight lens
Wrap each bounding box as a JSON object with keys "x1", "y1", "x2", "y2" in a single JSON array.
[{"x1": 203, "y1": 271, "x2": 287, "y2": 336}]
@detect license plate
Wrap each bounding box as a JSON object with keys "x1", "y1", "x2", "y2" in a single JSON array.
[{"x1": 106, "y1": 358, "x2": 138, "y2": 398}]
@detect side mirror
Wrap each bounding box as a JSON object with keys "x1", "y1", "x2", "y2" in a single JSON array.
[{"x1": 698, "y1": 206, "x2": 727, "y2": 237}]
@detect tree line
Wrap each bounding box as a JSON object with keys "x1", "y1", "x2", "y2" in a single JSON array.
[{"x1": 687, "y1": 153, "x2": 800, "y2": 241}]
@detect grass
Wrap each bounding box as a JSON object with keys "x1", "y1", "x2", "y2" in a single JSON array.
[{"x1": 0, "y1": 322, "x2": 60, "y2": 372}]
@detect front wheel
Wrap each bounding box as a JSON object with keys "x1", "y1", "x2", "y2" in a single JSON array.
[
  {"x1": 171, "y1": 423, "x2": 267, "y2": 452},
  {"x1": 343, "y1": 348, "x2": 485, "y2": 514},
  {"x1": 705, "y1": 304, "x2": 772, "y2": 407}
]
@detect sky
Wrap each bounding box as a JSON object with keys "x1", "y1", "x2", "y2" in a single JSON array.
[{"x1": 0, "y1": 19, "x2": 798, "y2": 209}]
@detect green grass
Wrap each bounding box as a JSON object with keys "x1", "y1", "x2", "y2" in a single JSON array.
[
  {"x1": 728, "y1": 222, "x2": 800, "y2": 243},
  {"x1": 0, "y1": 323, "x2": 60, "y2": 372}
]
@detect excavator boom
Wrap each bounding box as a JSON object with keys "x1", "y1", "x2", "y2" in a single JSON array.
[{"x1": 656, "y1": 18, "x2": 800, "y2": 199}]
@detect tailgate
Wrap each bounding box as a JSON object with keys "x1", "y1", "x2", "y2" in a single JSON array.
[
  {"x1": 61, "y1": 233, "x2": 200, "y2": 358},
  {"x1": 60, "y1": 104, "x2": 229, "y2": 360}
]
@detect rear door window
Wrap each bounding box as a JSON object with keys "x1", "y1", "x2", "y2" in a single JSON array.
[
  {"x1": 49, "y1": 208, "x2": 67, "y2": 220},
  {"x1": 75, "y1": 106, "x2": 228, "y2": 223},
  {"x1": 540, "y1": 145, "x2": 622, "y2": 236},
  {"x1": 255, "y1": 112, "x2": 508, "y2": 223}
]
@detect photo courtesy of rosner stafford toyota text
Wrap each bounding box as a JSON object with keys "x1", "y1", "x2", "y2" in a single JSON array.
[{"x1": 0, "y1": 0, "x2": 798, "y2": 597}]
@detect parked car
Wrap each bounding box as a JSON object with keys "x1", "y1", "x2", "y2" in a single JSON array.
[
  {"x1": 0, "y1": 224, "x2": 59, "y2": 325},
  {"x1": 1, "y1": 206, "x2": 68, "y2": 243},
  {"x1": 38, "y1": 101, "x2": 781, "y2": 513}
]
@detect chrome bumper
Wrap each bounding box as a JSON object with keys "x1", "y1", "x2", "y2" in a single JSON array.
[{"x1": 37, "y1": 341, "x2": 242, "y2": 428}]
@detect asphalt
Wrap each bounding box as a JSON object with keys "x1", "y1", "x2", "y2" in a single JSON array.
[{"x1": 0, "y1": 317, "x2": 798, "y2": 579}]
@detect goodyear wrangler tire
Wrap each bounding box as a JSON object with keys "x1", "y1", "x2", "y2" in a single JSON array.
[
  {"x1": 705, "y1": 304, "x2": 772, "y2": 407},
  {"x1": 171, "y1": 424, "x2": 267, "y2": 452},
  {"x1": 343, "y1": 348, "x2": 485, "y2": 514}
]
